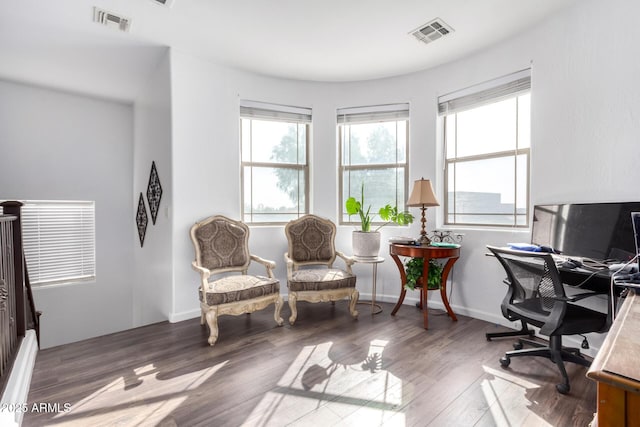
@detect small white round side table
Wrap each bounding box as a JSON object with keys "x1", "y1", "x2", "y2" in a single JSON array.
[{"x1": 353, "y1": 256, "x2": 385, "y2": 315}]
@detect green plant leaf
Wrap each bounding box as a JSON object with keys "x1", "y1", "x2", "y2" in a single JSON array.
[{"x1": 404, "y1": 257, "x2": 442, "y2": 290}]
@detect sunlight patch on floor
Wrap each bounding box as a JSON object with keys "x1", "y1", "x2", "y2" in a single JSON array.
[
  {"x1": 50, "y1": 361, "x2": 228, "y2": 426},
  {"x1": 243, "y1": 339, "x2": 405, "y2": 426},
  {"x1": 480, "y1": 365, "x2": 552, "y2": 427}
]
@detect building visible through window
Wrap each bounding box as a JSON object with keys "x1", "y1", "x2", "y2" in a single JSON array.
[
  {"x1": 338, "y1": 103, "x2": 409, "y2": 225},
  {"x1": 439, "y1": 70, "x2": 531, "y2": 227},
  {"x1": 240, "y1": 100, "x2": 310, "y2": 224}
]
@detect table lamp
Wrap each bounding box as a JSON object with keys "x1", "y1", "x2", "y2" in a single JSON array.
[{"x1": 407, "y1": 178, "x2": 440, "y2": 245}]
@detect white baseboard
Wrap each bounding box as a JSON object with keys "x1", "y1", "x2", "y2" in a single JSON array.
[
  {"x1": 168, "y1": 309, "x2": 200, "y2": 323},
  {"x1": 1, "y1": 330, "x2": 38, "y2": 426}
]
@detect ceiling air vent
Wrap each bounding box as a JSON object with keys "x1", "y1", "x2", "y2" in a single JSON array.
[
  {"x1": 410, "y1": 18, "x2": 454, "y2": 45},
  {"x1": 149, "y1": 0, "x2": 175, "y2": 7},
  {"x1": 93, "y1": 7, "x2": 131, "y2": 32}
]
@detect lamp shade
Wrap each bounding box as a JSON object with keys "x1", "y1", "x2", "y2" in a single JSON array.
[{"x1": 407, "y1": 178, "x2": 440, "y2": 207}]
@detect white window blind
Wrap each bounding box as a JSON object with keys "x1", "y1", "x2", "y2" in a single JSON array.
[
  {"x1": 337, "y1": 103, "x2": 410, "y2": 124},
  {"x1": 438, "y1": 69, "x2": 531, "y2": 115},
  {"x1": 20, "y1": 201, "x2": 96, "y2": 286},
  {"x1": 240, "y1": 100, "x2": 312, "y2": 123}
]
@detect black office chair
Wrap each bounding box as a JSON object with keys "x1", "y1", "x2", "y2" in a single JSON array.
[{"x1": 486, "y1": 245, "x2": 608, "y2": 394}]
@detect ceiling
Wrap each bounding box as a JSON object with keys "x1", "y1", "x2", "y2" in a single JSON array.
[{"x1": 0, "y1": 0, "x2": 579, "y2": 102}]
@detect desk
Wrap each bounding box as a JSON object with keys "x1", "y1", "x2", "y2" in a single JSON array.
[
  {"x1": 389, "y1": 243, "x2": 460, "y2": 329},
  {"x1": 353, "y1": 256, "x2": 384, "y2": 315},
  {"x1": 587, "y1": 290, "x2": 640, "y2": 426}
]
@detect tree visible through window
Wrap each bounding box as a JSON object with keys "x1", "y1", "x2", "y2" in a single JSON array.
[
  {"x1": 338, "y1": 104, "x2": 409, "y2": 225},
  {"x1": 240, "y1": 101, "x2": 310, "y2": 224}
]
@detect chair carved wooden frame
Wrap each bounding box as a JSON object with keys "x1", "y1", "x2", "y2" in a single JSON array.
[
  {"x1": 284, "y1": 214, "x2": 359, "y2": 325},
  {"x1": 190, "y1": 215, "x2": 284, "y2": 346}
]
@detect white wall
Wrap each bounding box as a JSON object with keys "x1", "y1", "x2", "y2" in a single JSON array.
[
  {"x1": 132, "y1": 49, "x2": 173, "y2": 326},
  {"x1": 0, "y1": 79, "x2": 135, "y2": 349},
  {"x1": 168, "y1": 0, "x2": 640, "y2": 356}
]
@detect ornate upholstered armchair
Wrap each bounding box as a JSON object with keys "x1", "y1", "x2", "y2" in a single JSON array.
[
  {"x1": 284, "y1": 214, "x2": 358, "y2": 325},
  {"x1": 190, "y1": 215, "x2": 284, "y2": 346}
]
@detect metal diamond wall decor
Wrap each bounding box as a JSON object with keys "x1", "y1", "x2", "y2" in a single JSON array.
[
  {"x1": 136, "y1": 193, "x2": 148, "y2": 247},
  {"x1": 146, "y1": 161, "x2": 163, "y2": 225}
]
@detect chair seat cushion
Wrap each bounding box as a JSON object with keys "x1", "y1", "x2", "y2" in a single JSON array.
[
  {"x1": 199, "y1": 275, "x2": 280, "y2": 306},
  {"x1": 509, "y1": 299, "x2": 608, "y2": 335},
  {"x1": 289, "y1": 268, "x2": 356, "y2": 292}
]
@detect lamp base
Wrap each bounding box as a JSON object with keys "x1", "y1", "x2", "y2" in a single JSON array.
[{"x1": 416, "y1": 234, "x2": 431, "y2": 246}]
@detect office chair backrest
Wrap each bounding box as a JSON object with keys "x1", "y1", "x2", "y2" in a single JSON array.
[{"x1": 487, "y1": 246, "x2": 567, "y2": 317}]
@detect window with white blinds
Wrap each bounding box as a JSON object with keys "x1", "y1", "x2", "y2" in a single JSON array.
[
  {"x1": 338, "y1": 103, "x2": 410, "y2": 225},
  {"x1": 20, "y1": 201, "x2": 96, "y2": 286},
  {"x1": 240, "y1": 100, "x2": 311, "y2": 224},
  {"x1": 439, "y1": 69, "x2": 531, "y2": 227}
]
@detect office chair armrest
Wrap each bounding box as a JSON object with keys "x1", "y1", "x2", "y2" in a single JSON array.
[
  {"x1": 566, "y1": 292, "x2": 602, "y2": 302},
  {"x1": 250, "y1": 254, "x2": 277, "y2": 279},
  {"x1": 551, "y1": 292, "x2": 600, "y2": 303}
]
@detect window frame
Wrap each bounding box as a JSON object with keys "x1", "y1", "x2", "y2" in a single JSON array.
[
  {"x1": 338, "y1": 104, "x2": 410, "y2": 227},
  {"x1": 440, "y1": 70, "x2": 531, "y2": 228},
  {"x1": 240, "y1": 101, "x2": 311, "y2": 225}
]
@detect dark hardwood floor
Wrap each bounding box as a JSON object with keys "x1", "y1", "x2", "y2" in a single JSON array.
[{"x1": 24, "y1": 302, "x2": 596, "y2": 426}]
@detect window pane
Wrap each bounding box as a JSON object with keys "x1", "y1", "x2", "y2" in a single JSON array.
[
  {"x1": 456, "y1": 98, "x2": 517, "y2": 158},
  {"x1": 516, "y1": 154, "x2": 528, "y2": 226},
  {"x1": 445, "y1": 115, "x2": 456, "y2": 160},
  {"x1": 517, "y1": 93, "x2": 531, "y2": 149},
  {"x1": 342, "y1": 122, "x2": 405, "y2": 166},
  {"x1": 342, "y1": 167, "x2": 405, "y2": 223},
  {"x1": 241, "y1": 119, "x2": 251, "y2": 161},
  {"x1": 443, "y1": 86, "x2": 530, "y2": 227},
  {"x1": 447, "y1": 156, "x2": 518, "y2": 225},
  {"x1": 241, "y1": 111, "x2": 309, "y2": 224},
  {"x1": 244, "y1": 120, "x2": 305, "y2": 164},
  {"x1": 243, "y1": 166, "x2": 305, "y2": 222}
]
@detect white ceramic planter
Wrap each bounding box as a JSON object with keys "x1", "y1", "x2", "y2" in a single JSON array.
[{"x1": 352, "y1": 231, "x2": 381, "y2": 259}]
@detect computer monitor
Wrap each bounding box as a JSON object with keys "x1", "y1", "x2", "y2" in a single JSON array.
[{"x1": 531, "y1": 202, "x2": 640, "y2": 262}]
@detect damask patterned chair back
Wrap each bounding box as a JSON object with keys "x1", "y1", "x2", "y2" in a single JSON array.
[
  {"x1": 191, "y1": 215, "x2": 250, "y2": 274},
  {"x1": 189, "y1": 215, "x2": 284, "y2": 346},
  {"x1": 284, "y1": 214, "x2": 359, "y2": 325},
  {"x1": 285, "y1": 215, "x2": 337, "y2": 267}
]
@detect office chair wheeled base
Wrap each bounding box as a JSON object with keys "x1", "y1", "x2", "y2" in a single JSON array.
[
  {"x1": 486, "y1": 320, "x2": 535, "y2": 341},
  {"x1": 499, "y1": 335, "x2": 590, "y2": 394}
]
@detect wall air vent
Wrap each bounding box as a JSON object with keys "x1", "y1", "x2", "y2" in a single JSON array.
[
  {"x1": 410, "y1": 18, "x2": 454, "y2": 45},
  {"x1": 93, "y1": 7, "x2": 131, "y2": 32}
]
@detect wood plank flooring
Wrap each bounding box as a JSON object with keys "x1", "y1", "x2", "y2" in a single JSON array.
[{"x1": 24, "y1": 302, "x2": 597, "y2": 426}]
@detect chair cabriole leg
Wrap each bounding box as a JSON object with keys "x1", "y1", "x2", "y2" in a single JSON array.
[
  {"x1": 274, "y1": 295, "x2": 284, "y2": 326},
  {"x1": 288, "y1": 292, "x2": 298, "y2": 325},
  {"x1": 205, "y1": 308, "x2": 219, "y2": 346}
]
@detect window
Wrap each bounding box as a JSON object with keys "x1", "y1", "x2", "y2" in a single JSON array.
[
  {"x1": 16, "y1": 201, "x2": 95, "y2": 286},
  {"x1": 439, "y1": 70, "x2": 531, "y2": 227},
  {"x1": 240, "y1": 101, "x2": 310, "y2": 224},
  {"x1": 338, "y1": 104, "x2": 409, "y2": 225}
]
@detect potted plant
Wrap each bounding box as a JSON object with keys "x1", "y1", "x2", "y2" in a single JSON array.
[
  {"x1": 404, "y1": 258, "x2": 443, "y2": 290},
  {"x1": 345, "y1": 184, "x2": 414, "y2": 258}
]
